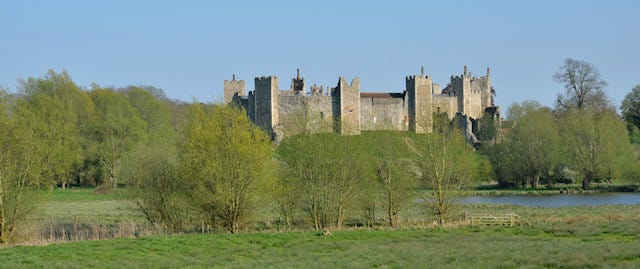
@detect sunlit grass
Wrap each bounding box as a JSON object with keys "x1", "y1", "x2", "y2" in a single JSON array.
[
  {"x1": 4, "y1": 187, "x2": 640, "y2": 267},
  {"x1": 2, "y1": 224, "x2": 640, "y2": 268}
]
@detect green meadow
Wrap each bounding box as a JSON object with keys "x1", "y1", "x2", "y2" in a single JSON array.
[
  {"x1": 1, "y1": 188, "x2": 638, "y2": 268},
  {"x1": 2, "y1": 221, "x2": 640, "y2": 268}
]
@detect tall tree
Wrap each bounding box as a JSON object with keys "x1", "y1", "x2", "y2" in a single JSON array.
[
  {"x1": 119, "y1": 142, "x2": 193, "y2": 233},
  {"x1": 553, "y1": 58, "x2": 611, "y2": 113},
  {"x1": 181, "y1": 104, "x2": 274, "y2": 233},
  {"x1": 0, "y1": 91, "x2": 44, "y2": 243},
  {"x1": 277, "y1": 133, "x2": 369, "y2": 229},
  {"x1": 501, "y1": 102, "x2": 560, "y2": 188},
  {"x1": 620, "y1": 84, "x2": 640, "y2": 143},
  {"x1": 90, "y1": 87, "x2": 147, "y2": 189},
  {"x1": 407, "y1": 130, "x2": 476, "y2": 226},
  {"x1": 15, "y1": 70, "x2": 95, "y2": 188},
  {"x1": 560, "y1": 109, "x2": 636, "y2": 189},
  {"x1": 374, "y1": 132, "x2": 418, "y2": 228}
]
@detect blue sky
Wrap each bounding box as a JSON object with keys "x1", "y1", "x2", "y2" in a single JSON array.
[{"x1": 1, "y1": 0, "x2": 639, "y2": 110}]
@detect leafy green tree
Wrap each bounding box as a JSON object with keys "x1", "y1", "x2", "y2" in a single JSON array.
[
  {"x1": 504, "y1": 102, "x2": 560, "y2": 188},
  {"x1": 407, "y1": 130, "x2": 476, "y2": 226},
  {"x1": 560, "y1": 109, "x2": 636, "y2": 189},
  {"x1": 123, "y1": 86, "x2": 176, "y2": 142},
  {"x1": 90, "y1": 87, "x2": 147, "y2": 189},
  {"x1": 119, "y1": 142, "x2": 194, "y2": 233},
  {"x1": 374, "y1": 132, "x2": 418, "y2": 228},
  {"x1": 16, "y1": 70, "x2": 95, "y2": 188},
  {"x1": 277, "y1": 133, "x2": 369, "y2": 229},
  {"x1": 0, "y1": 91, "x2": 44, "y2": 243},
  {"x1": 620, "y1": 84, "x2": 640, "y2": 144},
  {"x1": 553, "y1": 58, "x2": 612, "y2": 113},
  {"x1": 484, "y1": 138, "x2": 523, "y2": 187},
  {"x1": 181, "y1": 104, "x2": 274, "y2": 233},
  {"x1": 271, "y1": 160, "x2": 301, "y2": 228}
]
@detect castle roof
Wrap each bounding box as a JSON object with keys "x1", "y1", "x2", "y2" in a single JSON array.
[{"x1": 360, "y1": 92, "x2": 404, "y2": 99}]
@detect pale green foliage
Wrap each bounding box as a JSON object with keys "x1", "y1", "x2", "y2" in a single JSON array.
[
  {"x1": 408, "y1": 130, "x2": 476, "y2": 226},
  {"x1": 90, "y1": 87, "x2": 147, "y2": 189},
  {"x1": 374, "y1": 132, "x2": 418, "y2": 228},
  {"x1": 0, "y1": 92, "x2": 43, "y2": 243},
  {"x1": 181, "y1": 104, "x2": 274, "y2": 233},
  {"x1": 560, "y1": 109, "x2": 637, "y2": 189},
  {"x1": 271, "y1": 160, "x2": 300, "y2": 227},
  {"x1": 494, "y1": 102, "x2": 560, "y2": 188},
  {"x1": 119, "y1": 143, "x2": 194, "y2": 233},
  {"x1": 277, "y1": 134, "x2": 369, "y2": 229},
  {"x1": 118, "y1": 87, "x2": 188, "y2": 231},
  {"x1": 16, "y1": 70, "x2": 95, "y2": 188},
  {"x1": 506, "y1": 100, "x2": 542, "y2": 123},
  {"x1": 620, "y1": 84, "x2": 640, "y2": 144},
  {"x1": 124, "y1": 86, "x2": 176, "y2": 142}
]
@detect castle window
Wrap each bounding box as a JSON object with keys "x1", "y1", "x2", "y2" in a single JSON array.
[{"x1": 319, "y1": 112, "x2": 324, "y2": 119}]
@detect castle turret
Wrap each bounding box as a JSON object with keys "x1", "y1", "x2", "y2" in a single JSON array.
[
  {"x1": 406, "y1": 66, "x2": 433, "y2": 133},
  {"x1": 335, "y1": 77, "x2": 360, "y2": 135},
  {"x1": 254, "y1": 76, "x2": 279, "y2": 133},
  {"x1": 223, "y1": 74, "x2": 245, "y2": 104},
  {"x1": 450, "y1": 66, "x2": 472, "y2": 117},
  {"x1": 481, "y1": 67, "x2": 492, "y2": 107},
  {"x1": 291, "y1": 68, "x2": 305, "y2": 94}
]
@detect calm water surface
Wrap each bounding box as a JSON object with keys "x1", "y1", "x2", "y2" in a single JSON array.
[{"x1": 462, "y1": 193, "x2": 640, "y2": 207}]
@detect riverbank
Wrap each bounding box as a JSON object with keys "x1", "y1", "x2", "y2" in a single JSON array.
[{"x1": 465, "y1": 183, "x2": 640, "y2": 196}]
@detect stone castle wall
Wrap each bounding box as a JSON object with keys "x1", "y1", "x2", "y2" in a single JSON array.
[
  {"x1": 225, "y1": 66, "x2": 497, "y2": 140},
  {"x1": 360, "y1": 93, "x2": 408, "y2": 131},
  {"x1": 433, "y1": 95, "x2": 458, "y2": 119}
]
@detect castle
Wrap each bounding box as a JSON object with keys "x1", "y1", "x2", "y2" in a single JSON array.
[{"x1": 224, "y1": 66, "x2": 500, "y2": 142}]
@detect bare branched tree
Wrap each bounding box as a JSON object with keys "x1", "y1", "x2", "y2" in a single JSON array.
[{"x1": 553, "y1": 58, "x2": 611, "y2": 113}]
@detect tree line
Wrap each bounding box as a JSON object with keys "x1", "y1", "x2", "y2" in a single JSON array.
[{"x1": 485, "y1": 59, "x2": 640, "y2": 190}]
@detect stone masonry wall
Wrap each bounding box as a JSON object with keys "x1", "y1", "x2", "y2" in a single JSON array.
[
  {"x1": 360, "y1": 95, "x2": 408, "y2": 131},
  {"x1": 433, "y1": 95, "x2": 458, "y2": 119},
  {"x1": 278, "y1": 94, "x2": 334, "y2": 135}
]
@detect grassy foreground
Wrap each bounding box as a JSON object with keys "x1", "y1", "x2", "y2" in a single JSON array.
[
  {"x1": 4, "y1": 188, "x2": 639, "y2": 268},
  {"x1": 2, "y1": 222, "x2": 640, "y2": 268}
]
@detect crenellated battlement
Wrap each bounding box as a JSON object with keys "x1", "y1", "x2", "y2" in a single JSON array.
[{"x1": 255, "y1": 76, "x2": 278, "y2": 82}]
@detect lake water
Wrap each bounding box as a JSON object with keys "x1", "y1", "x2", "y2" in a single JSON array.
[{"x1": 461, "y1": 193, "x2": 640, "y2": 207}]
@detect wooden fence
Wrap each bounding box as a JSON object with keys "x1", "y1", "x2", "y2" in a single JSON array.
[{"x1": 468, "y1": 213, "x2": 520, "y2": 227}]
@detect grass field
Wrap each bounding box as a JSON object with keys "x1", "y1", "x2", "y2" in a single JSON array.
[
  {"x1": 25, "y1": 188, "x2": 148, "y2": 244},
  {"x1": 2, "y1": 223, "x2": 640, "y2": 268},
  {"x1": 3, "y1": 188, "x2": 639, "y2": 267}
]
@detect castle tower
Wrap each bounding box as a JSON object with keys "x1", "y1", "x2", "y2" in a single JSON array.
[
  {"x1": 481, "y1": 67, "x2": 492, "y2": 107},
  {"x1": 406, "y1": 66, "x2": 433, "y2": 133},
  {"x1": 291, "y1": 68, "x2": 305, "y2": 94},
  {"x1": 223, "y1": 74, "x2": 245, "y2": 104},
  {"x1": 254, "y1": 76, "x2": 279, "y2": 133},
  {"x1": 335, "y1": 77, "x2": 361, "y2": 135},
  {"x1": 452, "y1": 66, "x2": 472, "y2": 117}
]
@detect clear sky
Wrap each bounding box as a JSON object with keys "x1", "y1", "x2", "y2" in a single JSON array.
[{"x1": 1, "y1": 0, "x2": 639, "y2": 110}]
